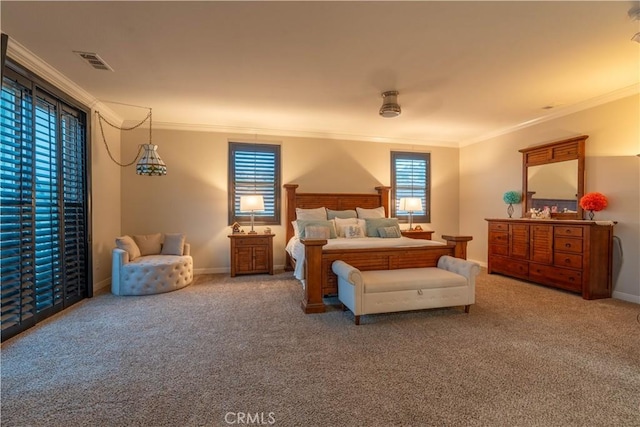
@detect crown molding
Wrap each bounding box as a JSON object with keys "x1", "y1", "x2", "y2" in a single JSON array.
[
  {"x1": 6, "y1": 38, "x2": 122, "y2": 124},
  {"x1": 460, "y1": 84, "x2": 640, "y2": 147}
]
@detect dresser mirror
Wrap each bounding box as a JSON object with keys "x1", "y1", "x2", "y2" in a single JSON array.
[{"x1": 519, "y1": 135, "x2": 587, "y2": 220}]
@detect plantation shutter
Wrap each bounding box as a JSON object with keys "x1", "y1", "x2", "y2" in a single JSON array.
[
  {"x1": 391, "y1": 151, "x2": 431, "y2": 222},
  {"x1": 1, "y1": 65, "x2": 89, "y2": 341},
  {"x1": 228, "y1": 142, "x2": 280, "y2": 225}
]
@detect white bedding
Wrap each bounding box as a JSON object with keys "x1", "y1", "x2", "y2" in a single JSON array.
[{"x1": 285, "y1": 236, "x2": 446, "y2": 280}]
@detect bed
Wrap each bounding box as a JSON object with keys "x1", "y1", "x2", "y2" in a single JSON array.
[{"x1": 284, "y1": 184, "x2": 472, "y2": 313}]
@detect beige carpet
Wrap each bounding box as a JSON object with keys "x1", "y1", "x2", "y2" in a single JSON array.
[{"x1": 1, "y1": 270, "x2": 639, "y2": 427}]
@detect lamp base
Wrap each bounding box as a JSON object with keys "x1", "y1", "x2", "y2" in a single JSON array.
[{"x1": 248, "y1": 230, "x2": 258, "y2": 234}]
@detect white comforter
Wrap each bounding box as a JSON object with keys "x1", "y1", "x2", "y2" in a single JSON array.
[{"x1": 285, "y1": 236, "x2": 446, "y2": 280}]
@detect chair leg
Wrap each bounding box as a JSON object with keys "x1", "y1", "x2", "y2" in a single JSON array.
[
  {"x1": 464, "y1": 304, "x2": 470, "y2": 314},
  {"x1": 354, "y1": 315, "x2": 360, "y2": 325}
]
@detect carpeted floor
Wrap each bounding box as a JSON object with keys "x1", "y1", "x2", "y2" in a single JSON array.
[{"x1": 1, "y1": 270, "x2": 639, "y2": 427}]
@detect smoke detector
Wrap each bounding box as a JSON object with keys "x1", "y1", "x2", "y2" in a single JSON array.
[{"x1": 379, "y1": 91, "x2": 401, "y2": 118}]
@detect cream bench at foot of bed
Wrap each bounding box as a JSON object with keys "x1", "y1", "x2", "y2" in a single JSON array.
[{"x1": 331, "y1": 256, "x2": 480, "y2": 325}]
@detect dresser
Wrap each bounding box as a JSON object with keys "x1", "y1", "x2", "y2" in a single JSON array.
[
  {"x1": 228, "y1": 234, "x2": 274, "y2": 277},
  {"x1": 486, "y1": 219, "x2": 614, "y2": 299},
  {"x1": 400, "y1": 230, "x2": 433, "y2": 240}
]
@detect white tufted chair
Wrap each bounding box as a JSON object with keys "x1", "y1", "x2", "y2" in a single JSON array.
[{"x1": 111, "y1": 243, "x2": 193, "y2": 296}]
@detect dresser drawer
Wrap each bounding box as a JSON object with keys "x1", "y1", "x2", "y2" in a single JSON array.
[
  {"x1": 234, "y1": 237, "x2": 270, "y2": 246},
  {"x1": 489, "y1": 231, "x2": 508, "y2": 245},
  {"x1": 529, "y1": 264, "x2": 582, "y2": 292},
  {"x1": 555, "y1": 237, "x2": 583, "y2": 253},
  {"x1": 554, "y1": 252, "x2": 583, "y2": 269},
  {"x1": 489, "y1": 222, "x2": 509, "y2": 232},
  {"x1": 490, "y1": 256, "x2": 528, "y2": 278},
  {"x1": 554, "y1": 226, "x2": 584, "y2": 238},
  {"x1": 489, "y1": 244, "x2": 509, "y2": 256}
]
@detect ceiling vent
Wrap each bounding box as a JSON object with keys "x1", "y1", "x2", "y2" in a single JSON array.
[{"x1": 73, "y1": 51, "x2": 114, "y2": 71}]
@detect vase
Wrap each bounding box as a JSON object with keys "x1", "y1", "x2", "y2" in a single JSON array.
[
  {"x1": 507, "y1": 203, "x2": 514, "y2": 218},
  {"x1": 588, "y1": 210, "x2": 594, "y2": 220}
]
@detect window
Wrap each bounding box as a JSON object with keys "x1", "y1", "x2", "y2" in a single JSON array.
[
  {"x1": 228, "y1": 142, "x2": 281, "y2": 226},
  {"x1": 390, "y1": 151, "x2": 431, "y2": 223},
  {"x1": 1, "y1": 64, "x2": 90, "y2": 342}
]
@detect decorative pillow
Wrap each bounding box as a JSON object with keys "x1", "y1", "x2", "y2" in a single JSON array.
[
  {"x1": 304, "y1": 226, "x2": 331, "y2": 239},
  {"x1": 115, "y1": 235, "x2": 141, "y2": 261},
  {"x1": 327, "y1": 209, "x2": 357, "y2": 220},
  {"x1": 334, "y1": 217, "x2": 357, "y2": 237},
  {"x1": 378, "y1": 226, "x2": 401, "y2": 238},
  {"x1": 364, "y1": 218, "x2": 400, "y2": 237},
  {"x1": 133, "y1": 233, "x2": 163, "y2": 256},
  {"x1": 296, "y1": 207, "x2": 327, "y2": 220},
  {"x1": 296, "y1": 220, "x2": 337, "y2": 239},
  {"x1": 342, "y1": 225, "x2": 365, "y2": 239},
  {"x1": 356, "y1": 206, "x2": 386, "y2": 219},
  {"x1": 292, "y1": 221, "x2": 301, "y2": 237},
  {"x1": 161, "y1": 233, "x2": 185, "y2": 255}
]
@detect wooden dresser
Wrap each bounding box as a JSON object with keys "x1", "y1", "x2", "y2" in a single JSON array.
[
  {"x1": 486, "y1": 219, "x2": 615, "y2": 299},
  {"x1": 228, "y1": 233, "x2": 274, "y2": 277}
]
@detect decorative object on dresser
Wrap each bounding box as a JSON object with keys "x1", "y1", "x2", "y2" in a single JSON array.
[
  {"x1": 228, "y1": 233, "x2": 274, "y2": 277},
  {"x1": 579, "y1": 192, "x2": 608, "y2": 220},
  {"x1": 502, "y1": 191, "x2": 522, "y2": 218},
  {"x1": 520, "y1": 135, "x2": 586, "y2": 220},
  {"x1": 486, "y1": 219, "x2": 615, "y2": 299}
]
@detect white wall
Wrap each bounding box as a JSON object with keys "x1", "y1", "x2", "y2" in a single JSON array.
[
  {"x1": 119, "y1": 130, "x2": 460, "y2": 274},
  {"x1": 91, "y1": 113, "x2": 122, "y2": 292},
  {"x1": 460, "y1": 94, "x2": 640, "y2": 302}
]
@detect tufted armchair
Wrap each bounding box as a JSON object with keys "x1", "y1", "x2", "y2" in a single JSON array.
[{"x1": 111, "y1": 233, "x2": 194, "y2": 296}]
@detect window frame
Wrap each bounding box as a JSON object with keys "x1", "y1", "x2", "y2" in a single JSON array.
[
  {"x1": 228, "y1": 141, "x2": 281, "y2": 226},
  {"x1": 390, "y1": 151, "x2": 431, "y2": 223}
]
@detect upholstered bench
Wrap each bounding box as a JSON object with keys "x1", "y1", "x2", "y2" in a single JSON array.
[
  {"x1": 332, "y1": 256, "x2": 480, "y2": 325},
  {"x1": 112, "y1": 233, "x2": 194, "y2": 296}
]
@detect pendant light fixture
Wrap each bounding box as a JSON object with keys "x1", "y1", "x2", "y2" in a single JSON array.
[{"x1": 96, "y1": 102, "x2": 167, "y2": 176}]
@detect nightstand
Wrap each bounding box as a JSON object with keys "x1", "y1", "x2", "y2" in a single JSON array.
[
  {"x1": 228, "y1": 233, "x2": 274, "y2": 277},
  {"x1": 401, "y1": 230, "x2": 434, "y2": 240}
]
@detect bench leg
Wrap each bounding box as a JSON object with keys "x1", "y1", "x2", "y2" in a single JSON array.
[
  {"x1": 354, "y1": 315, "x2": 360, "y2": 325},
  {"x1": 340, "y1": 303, "x2": 347, "y2": 311},
  {"x1": 464, "y1": 304, "x2": 470, "y2": 314}
]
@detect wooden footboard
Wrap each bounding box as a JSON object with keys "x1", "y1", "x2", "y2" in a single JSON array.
[{"x1": 300, "y1": 236, "x2": 472, "y2": 314}]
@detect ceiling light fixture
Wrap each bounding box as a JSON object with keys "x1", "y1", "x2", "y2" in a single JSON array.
[
  {"x1": 96, "y1": 102, "x2": 167, "y2": 176},
  {"x1": 628, "y1": 7, "x2": 640, "y2": 43},
  {"x1": 379, "y1": 91, "x2": 401, "y2": 118}
]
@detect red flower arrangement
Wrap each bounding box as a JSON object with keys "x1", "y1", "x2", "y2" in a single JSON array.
[{"x1": 579, "y1": 192, "x2": 608, "y2": 212}]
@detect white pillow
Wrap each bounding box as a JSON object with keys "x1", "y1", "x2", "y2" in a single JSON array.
[
  {"x1": 356, "y1": 206, "x2": 386, "y2": 219},
  {"x1": 342, "y1": 225, "x2": 365, "y2": 239},
  {"x1": 334, "y1": 217, "x2": 357, "y2": 237},
  {"x1": 115, "y1": 235, "x2": 141, "y2": 261},
  {"x1": 161, "y1": 233, "x2": 185, "y2": 255},
  {"x1": 296, "y1": 207, "x2": 327, "y2": 220},
  {"x1": 133, "y1": 233, "x2": 163, "y2": 256},
  {"x1": 292, "y1": 221, "x2": 300, "y2": 237}
]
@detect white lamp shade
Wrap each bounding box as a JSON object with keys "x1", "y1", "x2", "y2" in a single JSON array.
[
  {"x1": 240, "y1": 195, "x2": 265, "y2": 212},
  {"x1": 399, "y1": 197, "x2": 423, "y2": 212}
]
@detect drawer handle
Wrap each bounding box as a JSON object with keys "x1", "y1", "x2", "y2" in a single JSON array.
[
  {"x1": 565, "y1": 243, "x2": 571, "y2": 248},
  {"x1": 566, "y1": 230, "x2": 571, "y2": 234},
  {"x1": 564, "y1": 258, "x2": 571, "y2": 264}
]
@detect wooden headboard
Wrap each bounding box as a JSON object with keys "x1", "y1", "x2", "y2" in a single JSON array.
[{"x1": 284, "y1": 184, "x2": 391, "y2": 244}]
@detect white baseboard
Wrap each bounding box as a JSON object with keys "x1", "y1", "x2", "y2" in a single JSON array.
[{"x1": 611, "y1": 290, "x2": 640, "y2": 304}]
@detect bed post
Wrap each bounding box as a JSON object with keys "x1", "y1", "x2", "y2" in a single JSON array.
[
  {"x1": 284, "y1": 184, "x2": 299, "y2": 271},
  {"x1": 375, "y1": 186, "x2": 391, "y2": 217},
  {"x1": 442, "y1": 235, "x2": 473, "y2": 259},
  {"x1": 301, "y1": 239, "x2": 327, "y2": 313}
]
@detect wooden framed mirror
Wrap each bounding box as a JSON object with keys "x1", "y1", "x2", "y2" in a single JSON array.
[{"x1": 519, "y1": 135, "x2": 586, "y2": 220}]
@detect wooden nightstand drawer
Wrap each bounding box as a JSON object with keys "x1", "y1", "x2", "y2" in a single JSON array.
[
  {"x1": 234, "y1": 236, "x2": 270, "y2": 246},
  {"x1": 400, "y1": 230, "x2": 433, "y2": 240}
]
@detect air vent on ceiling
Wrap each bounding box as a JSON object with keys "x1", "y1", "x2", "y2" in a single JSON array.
[{"x1": 73, "y1": 51, "x2": 114, "y2": 71}]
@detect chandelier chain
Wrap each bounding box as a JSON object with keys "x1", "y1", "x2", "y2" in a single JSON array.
[{"x1": 96, "y1": 111, "x2": 147, "y2": 167}]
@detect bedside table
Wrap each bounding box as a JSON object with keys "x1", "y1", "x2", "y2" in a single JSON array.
[
  {"x1": 401, "y1": 230, "x2": 434, "y2": 240},
  {"x1": 228, "y1": 233, "x2": 274, "y2": 277}
]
